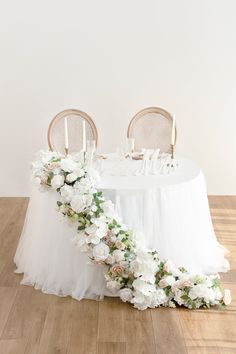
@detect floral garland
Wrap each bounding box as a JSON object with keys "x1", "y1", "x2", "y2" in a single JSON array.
[{"x1": 32, "y1": 150, "x2": 231, "y2": 310}]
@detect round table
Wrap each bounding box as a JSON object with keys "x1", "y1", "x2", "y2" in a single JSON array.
[{"x1": 14, "y1": 155, "x2": 229, "y2": 301}]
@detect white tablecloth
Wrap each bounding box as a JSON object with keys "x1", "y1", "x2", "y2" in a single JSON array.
[{"x1": 14, "y1": 155, "x2": 229, "y2": 301}]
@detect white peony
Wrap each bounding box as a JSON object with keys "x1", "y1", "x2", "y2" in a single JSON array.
[
  {"x1": 106, "y1": 280, "x2": 121, "y2": 293},
  {"x1": 223, "y1": 289, "x2": 231, "y2": 305},
  {"x1": 113, "y1": 250, "x2": 125, "y2": 262},
  {"x1": 70, "y1": 194, "x2": 92, "y2": 213},
  {"x1": 92, "y1": 242, "x2": 110, "y2": 261},
  {"x1": 51, "y1": 175, "x2": 65, "y2": 190},
  {"x1": 119, "y1": 288, "x2": 133, "y2": 302},
  {"x1": 60, "y1": 157, "x2": 78, "y2": 172}
]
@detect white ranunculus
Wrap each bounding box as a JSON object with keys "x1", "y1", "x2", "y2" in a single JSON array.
[
  {"x1": 223, "y1": 289, "x2": 231, "y2": 305},
  {"x1": 106, "y1": 280, "x2": 121, "y2": 293},
  {"x1": 60, "y1": 157, "x2": 78, "y2": 172},
  {"x1": 113, "y1": 250, "x2": 125, "y2": 262},
  {"x1": 60, "y1": 185, "x2": 75, "y2": 202},
  {"x1": 132, "y1": 279, "x2": 156, "y2": 296},
  {"x1": 92, "y1": 242, "x2": 110, "y2": 261},
  {"x1": 70, "y1": 194, "x2": 92, "y2": 213},
  {"x1": 51, "y1": 175, "x2": 65, "y2": 190},
  {"x1": 119, "y1": 288, "x2": 133, "y2": 302}
]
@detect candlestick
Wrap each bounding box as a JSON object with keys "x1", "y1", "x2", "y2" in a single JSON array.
[
  {"x1": 171, "y1": 114, "x2": 176, "y2": 146},
  {"x1": 82, "y1": 119, "x2": 86, "y2": 152},
  {"x1": 64, "y1": 117, "x2": 69, "y2": 152}
]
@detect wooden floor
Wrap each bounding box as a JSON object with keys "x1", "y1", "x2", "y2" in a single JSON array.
[{"x1": 0, "y1": 197, "x2": 235, "y2": 354}]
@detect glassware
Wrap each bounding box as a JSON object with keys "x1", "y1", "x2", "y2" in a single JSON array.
[{"x1": 127, "y1": 138, "x2": 135, "y2": 158}]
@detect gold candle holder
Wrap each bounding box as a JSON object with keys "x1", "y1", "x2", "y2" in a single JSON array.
[{"x1": 65, "y1": 147, "x2": 69, "y2": 156}]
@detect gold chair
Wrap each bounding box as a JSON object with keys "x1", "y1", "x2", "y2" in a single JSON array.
[
  {"x1": 127, "y1": 107, "x2": 176, "y2": 153},
  {"x1": 47, "y1": 109, "x2": 98, "y2": 154}
]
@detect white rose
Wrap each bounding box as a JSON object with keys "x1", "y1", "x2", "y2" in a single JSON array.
[
  {"x1": 113, "y1": 250, "x2": 125, "y2": 262},
  {"x1": 119, "y1": 288, "x2": 133, "y2": 302},
  {"x1": 51, "y1": 175, "x2": 65, "y2": 189},
  {"x1": 223, "y1": 289, "x2": 231, "y2": 305},
  {"x1": 106, "y1": 280, "x2": 121, "y2": 293},
  {"x1": 70, "y1": 194, "x2": 92, "y2": 213},
  {"x1": 60, "y1": 157, "x2": 78, "y2": 172},
  {"x1": 92, "y1": 242, "x2": 110, "y2": 261}
]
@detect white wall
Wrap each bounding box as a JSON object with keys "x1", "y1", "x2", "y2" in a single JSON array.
[{"x1": 0, "y1": 0, "x2": 236, "y2": 196}]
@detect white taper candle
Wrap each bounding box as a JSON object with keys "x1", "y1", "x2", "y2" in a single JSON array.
[
  {"x1": 82, "y1": 119, "x2": 86, "y2": 151},
  {"x1": 64, "y1": 117, "x2": 69, "y2": 149},
  {"x1": 171, "y1": 115, "x2": 176, "y2": 145}
]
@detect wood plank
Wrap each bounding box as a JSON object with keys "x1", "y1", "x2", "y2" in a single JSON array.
[
  {"x1": 0, "y1": 287, "x2": 18, "y2": 337},
  {"x1": 97, "y1": 342, "x2": 126, "y2": 354},
  {"x1": 1, "y1": 286, "x2": 50, "y2": 354},
  {"x1": 67, "y1": 299, "x2": 98, "y2": 354},
  {"x1": 151, "y1": 308, "x2": 187, "y2": 354},
  {"x1": 37, "y1": 296, "x2": 73, "y2": 354},
  {"x1": 0, "y1": 339, "x2": 28, "y2": 354},
  {"x1": 98, "y1": 298, "x2": 125, "y2": 343}
]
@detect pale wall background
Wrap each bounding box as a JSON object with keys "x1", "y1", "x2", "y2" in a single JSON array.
[{"x1": 0, "y1": 0, "x2": 236, "y2": 196}]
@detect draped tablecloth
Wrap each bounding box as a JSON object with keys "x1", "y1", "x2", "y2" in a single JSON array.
[{"x1": 14, "y1": 155, "x2": 229, "y2": 301}]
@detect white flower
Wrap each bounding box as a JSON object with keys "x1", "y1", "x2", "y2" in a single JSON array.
[
  {"x1": 66, "y1": 172, "x2": 78, "y2": 183},
  {"x1": 86, "y1": 219, "x2": 108, "y2": 240},
  {"x1": 60, "y1": 157, "x2": 78, "y2": 172},
  {"x1": 92, "y1": 242, "x2": 110, "y2": 261},
  {"x1": 60, "y1": 185, "x2": 75, "y2": 202},
  {"x1": 223, "y1": 289, "x2": 231, "y2": 305},
  {"x1": 189, "y1": 284, "x2": 216, "y2": 302},
  {"x1": 159, "y1": 275, "x2": 176, "y2": 288},
  {"x1": 132, "y1": 279, "x2": 156, "y2": 296},
  {"x1": 119, "y1": 288, "x2": 133, "y2": 302},
  {"x1": 51, "y1": 175, "x2": 65, "y2": 189},
  {"x1": 113, "y1": 250, "x2": 125, "y2": 262},
  {"x1": 174, "y1": 289, "x2": 186, "y2": 306},
  {"x1": 105, "y1": 254, "x2": 115, "y2": 265},
  {"x1": 74, "y1": 177, "x2": 95, "y2": 194},
  {"x1": 70, "y1": 194, "x2": 92, "y2": 213},
  {"x1": 130, "y1": 250, "x2": 158, "y2": 284},
  {"x1": 107, "y1": 280, "x2": 121, "y2": 293},
  {"x1": 150, "y1": 289, "x2": 168, "y2": 307}
]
